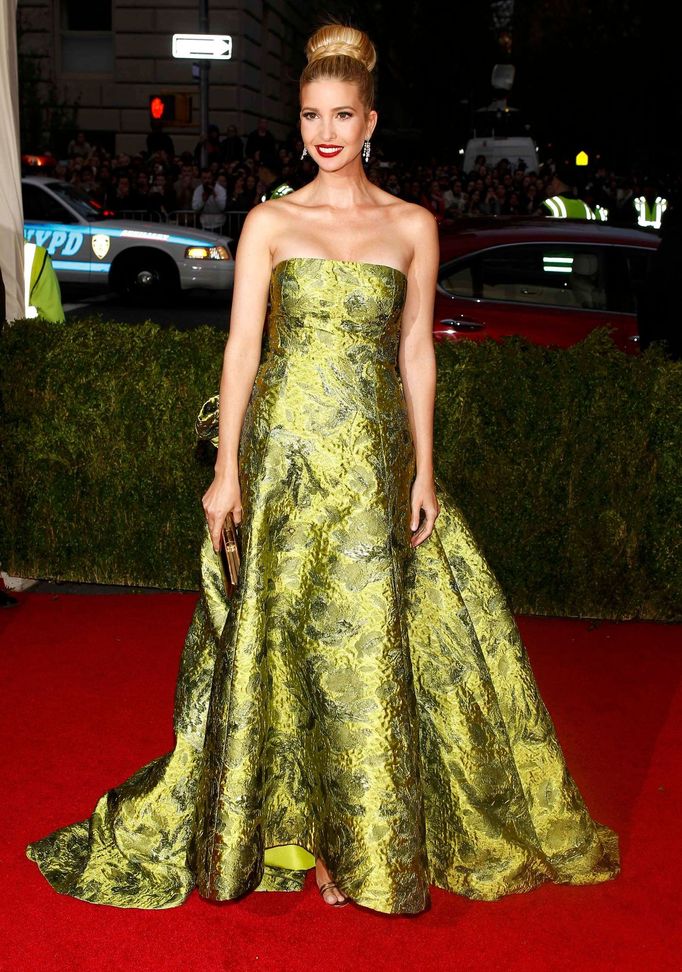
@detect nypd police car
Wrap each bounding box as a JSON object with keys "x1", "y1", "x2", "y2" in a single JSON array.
[{"x1": 22, "y1": 176, "x2": 234, "y2": 298}]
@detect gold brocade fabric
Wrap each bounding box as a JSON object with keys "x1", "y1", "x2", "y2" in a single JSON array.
[{"x1": 26, "y1": 257, "x2": 619, "y2": 913}]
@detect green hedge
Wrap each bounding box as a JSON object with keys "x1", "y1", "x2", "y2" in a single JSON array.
[
  {"x1": 1, "y1": 318, "x2": 680, "y2": 620},
  {"x1": 434, "y1": 332, "x2": 681, "y2": 620}
]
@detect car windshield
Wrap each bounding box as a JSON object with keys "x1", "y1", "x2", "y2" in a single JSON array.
[{"x1": 47, "y1": 181, "x2": 107, "y2": 220}]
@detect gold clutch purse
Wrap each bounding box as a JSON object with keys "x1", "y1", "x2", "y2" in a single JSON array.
[{"x1": 219, "y1": 511, "x2": 241, "y2": 598}]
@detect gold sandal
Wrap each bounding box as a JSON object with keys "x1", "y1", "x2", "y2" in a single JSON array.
[{"x1": 318, "y1": 879, "x2": 350, "y2": 907}]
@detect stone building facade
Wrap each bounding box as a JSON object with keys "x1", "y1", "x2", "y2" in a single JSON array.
[{"x1": 17, "y1": 0, "x2": 307, "y2": 154}]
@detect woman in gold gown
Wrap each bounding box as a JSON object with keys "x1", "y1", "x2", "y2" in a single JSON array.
[{"x1": 26, "y1": 24, "x2": 619, "y2": 914}]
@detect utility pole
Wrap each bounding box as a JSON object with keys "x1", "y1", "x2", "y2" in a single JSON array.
[{"x1": 199, "y1": 0, "x2": 209, "y2": 168}]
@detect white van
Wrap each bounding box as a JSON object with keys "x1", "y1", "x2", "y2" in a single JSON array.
[{"x1": 462, "y1": 135, "x2": 539, "y2": 174}]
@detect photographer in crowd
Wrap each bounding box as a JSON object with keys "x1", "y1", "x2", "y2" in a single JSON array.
[{"x1": 192, "y1": 168, "x2": 227, "y2": 232}]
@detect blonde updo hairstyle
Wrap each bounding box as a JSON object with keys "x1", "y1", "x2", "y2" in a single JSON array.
[{"x1": 300, "y1": 24, "x2": 377, "y2": 113}]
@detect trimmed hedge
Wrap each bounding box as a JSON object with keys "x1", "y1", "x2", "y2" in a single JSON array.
[
  {"x1": 434, "y1": 332, "x2": 681, "y2": 621},
  {"x1": 1, "y1": 318, "x2": 680, "y2": 620}
]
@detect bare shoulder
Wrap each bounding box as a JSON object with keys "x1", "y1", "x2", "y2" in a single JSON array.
[
  {"x1": 263, "y1": 184, "x2": 313, "y2": 212},
  {"x1": 395, "y1": 199, "x2": 438, "y2": 236},
  {"x1": 237, "y1": 197, "x2": 291, "y2": 251},
  {"x1": 369, "y1": 188, "x2": 434, "y2": 230},
  {"x1": 387, "y1": 199, "x2": 439, "y2": 267},
  {"x1": 240, "y1": 199, "x2": 277, "y2": 232}
]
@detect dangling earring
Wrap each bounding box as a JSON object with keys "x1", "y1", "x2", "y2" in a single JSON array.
[
  {"x1": 300, "y1": 146, "x2": 308, "y2": 160},
  {"x1": 362, "y1": 139, "x2": 371, "y2": 163}
]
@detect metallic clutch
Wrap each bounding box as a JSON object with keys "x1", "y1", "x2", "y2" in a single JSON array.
[{"x1": 219, "y1": 511, "x2": 241, "y2": 598}]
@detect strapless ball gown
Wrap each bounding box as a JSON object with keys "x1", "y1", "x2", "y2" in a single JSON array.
[{"x1": 26, "y1": 257, "x2": 619, "y2": 914}]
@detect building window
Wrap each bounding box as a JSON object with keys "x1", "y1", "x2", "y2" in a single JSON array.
[{"x1": 60, "y1": 0, "x2": 113, "y2": 75}]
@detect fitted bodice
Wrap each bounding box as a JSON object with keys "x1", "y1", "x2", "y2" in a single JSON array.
[
  {"x1": 267, "y1": 257, "x2": 407, "y2": 366},
  {"x1": 240, "y1": 255, "x2": 413, "y2": 478}
]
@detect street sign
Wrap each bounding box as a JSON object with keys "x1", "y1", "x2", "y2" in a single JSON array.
[{"x1": 172, "y1": 34, "x2": 232, "y2": 60}]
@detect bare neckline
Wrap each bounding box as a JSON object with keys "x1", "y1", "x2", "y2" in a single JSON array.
[{"x1": 272, "y1": 256, "x2": 408, "y2": 281}]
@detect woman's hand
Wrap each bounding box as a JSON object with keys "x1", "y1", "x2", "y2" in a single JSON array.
[
  {"x1": 410, "y1": 473, "x2": 440, "y2": 547},
  {"x1": 202, "y1": 469, "x2": 242, "y2": 553}
]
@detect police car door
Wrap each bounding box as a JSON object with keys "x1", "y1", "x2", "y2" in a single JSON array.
[{"x1": 22, "y1": 183, "x2": 91, "y2": 283}]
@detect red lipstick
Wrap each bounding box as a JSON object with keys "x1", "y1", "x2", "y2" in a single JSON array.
[{"x1": 315, "y1": 144, "x2": 343, "y2": 158}]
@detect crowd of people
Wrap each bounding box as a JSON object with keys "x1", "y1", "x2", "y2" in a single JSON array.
[{"x1": 30, "y1": 119, "x2": 678, "y2": 232}]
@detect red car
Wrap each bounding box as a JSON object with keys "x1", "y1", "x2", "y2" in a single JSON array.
[{"x1": 434, "y1": 218, "x2": 659, "y2": 352}]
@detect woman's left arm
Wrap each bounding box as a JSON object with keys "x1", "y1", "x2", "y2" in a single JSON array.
[{"x1": 398, "y1": 206, "x2": 441, "y2": 547}]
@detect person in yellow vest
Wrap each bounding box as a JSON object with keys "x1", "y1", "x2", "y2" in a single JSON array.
[
  {"x1": 633, "y1": 186, "x2": 668, "y2": 230},
  {"x1": 23, "y1": 241, "x2": 65, "y2": 322},
  {"x1": 257, "y1": 154, "x2": 295, "y2": 203},
  {"x1": 538, "y1": 164, "x2": 596, "y2": 220}
]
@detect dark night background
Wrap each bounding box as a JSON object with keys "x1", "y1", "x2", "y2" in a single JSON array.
[{"x1": 301, "y1": 0, "x2": 677, "y2": 174}]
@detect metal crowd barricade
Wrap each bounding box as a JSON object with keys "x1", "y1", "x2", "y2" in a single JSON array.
[
  {"x1": 115, "y1": 209, "x2": 163, "y2": 222},
  {"x1": 223, "y1": 211, "x2": 249, "y2": 243},
  {"x1": 165, "y1": 210, "x2": 250, "y2": 243},
  {"x1": 165, "y1": 210, "x2": 201, "y2": 229},
  {"x1": 110, "y1": 209, "x2": 251, "y2": 247}
]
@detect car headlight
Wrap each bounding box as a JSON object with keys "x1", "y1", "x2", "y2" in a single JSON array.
[{"x1": 185, "y1": 245, "x2": 231, "y2": 260}]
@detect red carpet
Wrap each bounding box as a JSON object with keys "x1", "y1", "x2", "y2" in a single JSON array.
[{"x1": 1, "y1": 593, "x2": 680, "y2": 972}]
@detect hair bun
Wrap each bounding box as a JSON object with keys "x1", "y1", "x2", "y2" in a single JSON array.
[{"x1": 305, "y1": 25, "x2": 376, "y2": 72}]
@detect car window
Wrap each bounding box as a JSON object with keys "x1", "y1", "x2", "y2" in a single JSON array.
[
  {"x1": 22, "y1": 184, "x2": 77, "y2": 223},
  {"x1": 439, "y1": 257, "x2": 477, "y2": 297},
  {"x1": 480, "y1": 244, "x2": 607, "y2": 311},
  {"x1": 621, "y1": 248, "x2": 655, "y2": 314},
  {"x1": 47, "y1": 181, "x2": 105, "y2": 220}
]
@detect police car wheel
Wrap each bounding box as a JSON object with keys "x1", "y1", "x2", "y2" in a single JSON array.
[
  {"x1": 112, "y1": 251, "x2": 179, "y2": 303},
  {"x1": 135, "y1": 269, "x2": 159, "y2": 287}
]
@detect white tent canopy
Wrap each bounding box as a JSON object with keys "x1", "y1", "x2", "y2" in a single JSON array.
[{"x1": 1, "y1": 0, "x2": 24, "y2": 322}]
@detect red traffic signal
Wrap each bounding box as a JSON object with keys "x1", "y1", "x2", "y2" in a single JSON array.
[{"x1": 149, "y1": 95, "x2": 175, "y2": 122}]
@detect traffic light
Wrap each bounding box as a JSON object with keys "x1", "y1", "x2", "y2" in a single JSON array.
[
  {"x1": 148, "y1": 94, "x2": 193, "y2": 126},
  {"x1": 149, "y1": 95, "x2": 175, "y2": 123}
]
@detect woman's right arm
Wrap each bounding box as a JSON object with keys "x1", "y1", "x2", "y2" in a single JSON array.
[{"x1": 202, "y1": 203, "x2": 275, "y2": 551}]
